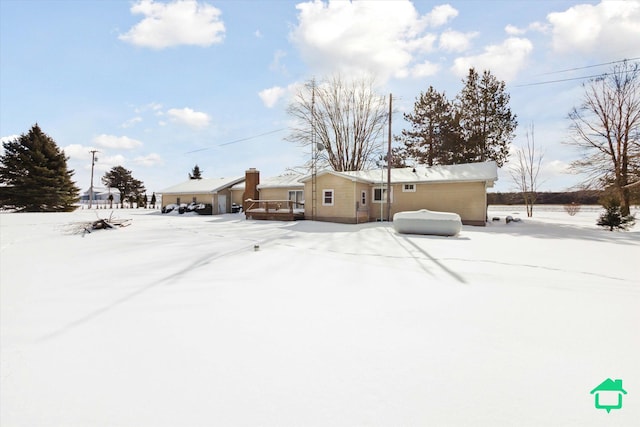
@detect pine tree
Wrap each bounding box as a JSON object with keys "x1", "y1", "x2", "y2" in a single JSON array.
[
  {"x1": 189, "y1": 164, "x2": 203, "y2": 179},
  {"x1": 0, "y1": 124, "x2": 80, "y2": 211},
  {"x1": 397, "y1": 69, "x2": 516, "y2": 168},
  {"x1": 150, "y1": 192, "x2": 157, "y2": 209},
  {"x1": 398, "y1": 86, "x2": 460, "y2": 166},
  {"x1": 455, "y1": 68, "x2": 517, "y2": 167},
  {"x1": 597, "y1": 195, "x2": 635, "y2": 231},
  {"x1": 101, "y1": 166, "x2": 145, "y2": 208}
]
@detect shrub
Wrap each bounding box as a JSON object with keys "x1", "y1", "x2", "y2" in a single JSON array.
[
  {"x1": 597, "y1": 196, "x2": 635, "y2": 231},
  {"x1": 564, "y1": 202, "x2": 581, "y2": 216}
]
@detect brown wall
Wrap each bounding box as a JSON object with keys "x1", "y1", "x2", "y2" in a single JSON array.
[
  {"x1": 231, "y1": 189, "x2": 244, "y2": 206},
  {"x1": 303, "y1": 174, "x2": 488, "y2": 225},
  {"x1": 371, "y1": 181, "x2": 487, "y2": 225},
  {"x1": 304, "y1": 174, "x2": 360, "y2": 223}
]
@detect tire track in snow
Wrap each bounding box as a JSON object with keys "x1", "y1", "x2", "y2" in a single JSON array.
[{"x1": 37, "y1": 227, "x2": 293, "y2": 342}]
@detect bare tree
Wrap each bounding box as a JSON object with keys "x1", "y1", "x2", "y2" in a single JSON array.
[
  {"x1": 287, "y1": 75, "x2": 388, "y2": 172},
  {"x1": 567, "y1": 60, "x2": 640, "y2": 216},
  {"x1": 510, "y1": 123, "x2": 543, "y2": 217}
]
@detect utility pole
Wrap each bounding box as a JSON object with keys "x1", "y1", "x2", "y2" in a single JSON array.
[
  {"x1": 311, "y1": 78, "x2": 317, "y2": 221},
  {"x1": 88, "y1": 149, "x2": 99, "y2": 209},
  {"x1": 386, "y1": 93, "x2": 392, "y2": 221}
]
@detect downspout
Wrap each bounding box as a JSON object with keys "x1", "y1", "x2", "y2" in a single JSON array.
[{"x1": 354, "y1": 178, "x2": 357, "y2": 224}]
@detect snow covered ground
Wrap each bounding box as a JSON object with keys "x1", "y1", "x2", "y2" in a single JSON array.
[{"x1": 1, "y1": 205, "x2": 639, "y2": 426}]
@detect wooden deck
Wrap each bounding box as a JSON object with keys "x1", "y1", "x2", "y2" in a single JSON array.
[{"x1": 244, "y1": 199, "x2": 305, "y2": 221}]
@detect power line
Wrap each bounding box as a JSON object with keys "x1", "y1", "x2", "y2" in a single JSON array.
[
  {"x1": 184, "y1": 128, "x2": 287, "y2": 154},
  {"x1": 514, "y1": 68, "x2": 636, "y2": 88},
  {"x1": 536, "y1": 57, "x2": 640, "y2": 76},
  {"x1": 514, "y1": 57, "x2": 640, "y2": 87}
]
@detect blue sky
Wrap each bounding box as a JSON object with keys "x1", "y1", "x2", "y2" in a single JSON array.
[{"x1": 1, "y1": 0, "x2": 639, "y2": 195}]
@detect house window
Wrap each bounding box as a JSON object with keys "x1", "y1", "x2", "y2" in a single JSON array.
[
  {"x1": 288, "y1": 190, "x2": 304, "y2": 208},
  {"x1": 403, "y1": 183, "x2": 416, "y2": 192},
  {"x1": 322, "y1": 189, "x2": 334, "y2": 206},
  {"x1": 373, "y1": 187, "x2": 392, "y2": 203},
  {"x1": 361, "y1": 190, "x2": 366, "y2": 206},
  {"x1": 192, "y1": 197, "x2": 197, "y2": 203},
  {"x1": 176, "y1": 197, "x2": 181, "y2": 205}
]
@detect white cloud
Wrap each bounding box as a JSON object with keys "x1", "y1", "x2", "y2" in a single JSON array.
[
  {"x1": 166, "y1": 107, "x2": 210, "y2": 128},
  {"x1": 505, "y1": 24, "x2": 525, "y2": 36},
  {"x1": 547, "y1": 0, "x2": 640, "y2": 57},
  {"x1": 505, "y1": 22, "x2": 548, "y2": 36},
  {"x1": 93, "y1": 134, "x2": 143, "y2": 150},
  {"x1": 133, "y1": 102, "x2": 163, "y2": 114},
  {"x1": 439, "y1": 29, "x2": 478, "y2": 52},
  {"x1": 121, "y1": 117, "x2": 143, "y2": 128},
  {"x1": 544, "y1": 159, "x2": 571, "y2": 175},
  {"x1": 119, "y1": 0, "x2": 225, "y2": 49},
  {"x1": 408, "y1": 61, "x2": 440, "y2": 78},
  {"x1": 424, "y1": 4, "x2": 458, "y2": 27},
  {"x1": 134, "y1": 153, "x2": 164, "y2": 167},
  {"x1": 269, "y1": 50, "x2": 288, "y2": 73},
  {"x1": 451, "y1": 37, "x2": 533, "y2": 81},
  {"x1": 92, "y1": 154, "x2": 127, "y2": 172},
  {"x1": 62, "y1": 144, "x2": 94, "y2": 160},
  {"x1": 290, "y1": 1, "x2": 454, "y2": 82},
  {"x1": 258, "y1": 86, "x2": 287, "y2": 108}
]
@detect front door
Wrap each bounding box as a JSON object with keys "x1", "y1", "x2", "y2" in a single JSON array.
[{"x1": 218, "y1": 195, "x2": 227, "y2": 214}]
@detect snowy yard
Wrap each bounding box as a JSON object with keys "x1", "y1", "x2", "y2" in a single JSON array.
[{"x1": 1, "y1": 206, "x2": 639, "y2": 426}]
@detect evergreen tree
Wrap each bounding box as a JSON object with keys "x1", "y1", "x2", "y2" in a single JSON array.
[
  {"x1": 0, "y1": 124, "x2": 80, "y2": 211},
  {"x1": 101, "y1": 166, "x2": 145, "y2": 208},
  {"x1": 150, "y1": 192, "x2": 157, "y2": 208},
  {"x1": 397, "y1": 68, "x2": 516, "y2": 168},
  {"x1": 597, "y1": 195, "x2": 635, "y2": 231},
  {"x1": 398, "y1": 86, "x2": 460, "y2": 166},
  {"x1": 189, "y1": 164, "x2": 203, "y2": 179},
  {"x1": 455, "y1": 68, "x2": 517, "y2": 167}
]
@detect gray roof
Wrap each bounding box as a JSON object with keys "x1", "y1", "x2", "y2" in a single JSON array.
[
  {"x1": 159, "y1": 176, "x2": 245, "y2": 194},
  {"x1": 301, "y1": 161, "x2": 498, "y2": 185},
  {"x1": 232, "y1": 173, "x2": 305, "y2": 190}
]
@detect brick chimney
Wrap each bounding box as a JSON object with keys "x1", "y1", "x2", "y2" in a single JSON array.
[{"x1": 243, "y1": 168, "x2": 260, "y2": 211}]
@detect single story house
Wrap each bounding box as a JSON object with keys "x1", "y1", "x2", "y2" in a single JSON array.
[
  {"x1": 158, "y1": 176, "x2": 245, "y2": 214},
  {"x1": 160, "y1": 161, "x2": 497, "y2": 225},
  {"x1": 300, "y1": 161, "x2": 498, "y2": 225},
  {"x1": 80, "y1": 187, "x2": 121, "y2": 205}
]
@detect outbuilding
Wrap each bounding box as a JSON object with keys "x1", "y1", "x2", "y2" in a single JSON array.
[{"x1": 158, "y1": 176, "x2": 245, "y2": 214}]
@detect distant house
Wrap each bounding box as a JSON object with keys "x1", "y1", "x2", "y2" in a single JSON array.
[
  {"x1": 80, "y1": 187, "x2": 121, "y2": 205},
  {"x1": 158, "y1": 176, "x2": 245, "y2": 214},
  {"x1": 299, "y1": 161, "x2": 498, "y2": 225},
  {"x1": 590, "y1": 378, "x2": 627, "y2": 412}
]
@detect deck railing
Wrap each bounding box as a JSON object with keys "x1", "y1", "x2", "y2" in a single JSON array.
[{"x1": 244, "y1": 199, "x2": 304, "y2": 213}]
